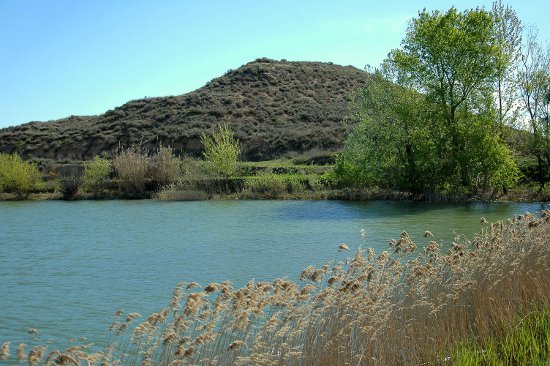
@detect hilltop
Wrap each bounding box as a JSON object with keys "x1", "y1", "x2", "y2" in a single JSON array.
[{"x1": 0, "y1": 58, "x2": 368, "y2": 162}]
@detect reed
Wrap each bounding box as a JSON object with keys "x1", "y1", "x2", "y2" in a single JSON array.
[{"x1": 1, "y1": 211, "x2": 549, "y2": 365}]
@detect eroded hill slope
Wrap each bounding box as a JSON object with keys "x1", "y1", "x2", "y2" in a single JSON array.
[{"x1": 0, "y1": 58, "x2": 368, "y2": 161}]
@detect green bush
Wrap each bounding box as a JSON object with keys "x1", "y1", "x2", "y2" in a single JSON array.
[
  {"x1": 83, "y1": 156, "x2": 112, "y2": 197},
  {"x1": 201, "y1": 124, "x2": 240, "y2": 177},
  {"x1": 245, "y1": 173, "x2": 286, "y2": 196},
  {"x1": 0, "y1": 153, "x2": 43, "y2": 199},
  {"x1": 244, "y1": 173, "x2": 307, "y2": 197}
]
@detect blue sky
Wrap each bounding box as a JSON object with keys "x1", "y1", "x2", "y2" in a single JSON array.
[{"x1": 0, "y1": 1, "x2": 548, "y2": 128}]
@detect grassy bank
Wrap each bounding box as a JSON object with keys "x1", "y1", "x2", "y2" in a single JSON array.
[
  {"x1": 1, "y1": 211, "x2": 548, "y2": 365},
  {"x1": 1, "y1": 150, "x2": 549, "y2": 202},
  {"x1": 452, "y1": 309, "x2": 549, "y2": 365}
]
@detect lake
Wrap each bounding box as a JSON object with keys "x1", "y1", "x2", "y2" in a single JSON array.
[{"x1": 0, "y1": 200, "x2": 547, "y2": 351}]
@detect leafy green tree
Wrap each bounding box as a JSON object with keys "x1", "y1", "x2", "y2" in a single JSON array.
[
  {"x1": 201, "y1": 124, "x2": 240, "y2": 177},
  {"x1": 491, "y1": 0, "x2": 523, "y2": 132},
  {"x1": 338, "y1": 6, "x2": 519, "y2": 195},
  {"x1": 0, "y1": 153, "x2": 43, "y2": 199},
  {"x1": 83, "y1": 156, "x2": 112, "y2": 197},
  {"x1": 518, "y1": 28, "x2": 550, "y2": 188},
  {"x1": 383, "y1": 6, "x2": 517, "y2": 192},
  {"x1": 335, "y1": 73, "x2": 435, "y2": 193}
]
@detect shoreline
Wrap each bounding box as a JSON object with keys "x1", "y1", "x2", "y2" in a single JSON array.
[{"x1": 1, "y1": 187, "x2": 548, "y2": 203}]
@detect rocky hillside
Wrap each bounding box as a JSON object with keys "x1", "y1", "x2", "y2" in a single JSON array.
[{"x1": 0, "y1": 58, "x2": 368, "y2": 161}]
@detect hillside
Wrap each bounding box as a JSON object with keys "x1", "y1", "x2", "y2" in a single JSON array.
[{"x1": 0, "y1": 58, "x2": 368, "y2": 162}]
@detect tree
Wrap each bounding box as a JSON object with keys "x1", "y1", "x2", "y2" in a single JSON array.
[
  {"x1": 338, "y1": 7, "x2": 519, "y2": 195},
  {"x1": 492, "y1": 0, "x2": 523, "y2": 132},
  {"x1": 382, "y1": 7, "x2": 518, "y2": 192},
  {"x1": 518, "y1": 28, "x2": 550, "y2": 187},
  {"x1": 0, "y1": 153, "x2": 43, "y2": 199},
  {"x1": 83, "y1": 156, "x2": 112, "y2": 197},
  {"x1": 201, "y1": 124, "x2": 240, "y2": 178},
  {"x1": 335, "y1": 73, "x2": 436, "y2": 193}
]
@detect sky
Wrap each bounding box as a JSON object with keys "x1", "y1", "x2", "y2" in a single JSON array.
[{"x1": 0, "y1": 1, "x2": 549, "y2": 129}]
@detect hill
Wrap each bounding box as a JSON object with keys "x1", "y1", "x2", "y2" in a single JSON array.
[{"x1": 0, "y1": 58, "x2": 368, "y2": 162}]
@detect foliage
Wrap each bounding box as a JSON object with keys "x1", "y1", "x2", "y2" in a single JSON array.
[
  {"x1": 337, "y1": 7, "x2": 520, "y2": 195},
  {"x1": 335, "y1": 73, "x2": 434, "y2": 192},
  {"x1": 0, "y1": 153, "x2": 43, "y2": 199},
  {"x1": 201, "y1": 124, "x2": 240, "y2": 177},
  {"x1": 452, "y1": 310, "x2": 550, "y2": 365},
  {"x1": 82, "y1": 156, "x2": 112, "y2": 197},
  {"x1": 113, "y1": 148, "x2": 150, "y2": 197},
  {"x1": 492, "y1": 0, "x2": 523, "y2": 131},
  {"x1": 518, "y1": 28, "x2": 550, "y2": 188},
  {"x1": 244, "y1": 173, "x2": 292, "y2": 197},
  {"x1": 383, "y1": 7, "x2": 500, "y2": 110}
]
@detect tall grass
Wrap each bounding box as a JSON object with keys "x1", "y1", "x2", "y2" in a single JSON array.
[
  {"x1": 452, "y1": 309, "x2": 549, "y2": 365},
  {"x1": 113, "y1": 147, "x2": 150, "y2": 198},
  {"x1": 1, "y1": 211, "x2": 549, "y2": 365}
]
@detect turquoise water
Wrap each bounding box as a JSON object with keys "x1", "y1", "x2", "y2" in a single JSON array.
[{"x1": 0, "y1": 200, "x2": 547, "y2": 350}]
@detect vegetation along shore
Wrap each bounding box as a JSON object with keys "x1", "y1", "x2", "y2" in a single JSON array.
[{"x1": 1, "y1": 3, "x2": 550, "y2": 203}]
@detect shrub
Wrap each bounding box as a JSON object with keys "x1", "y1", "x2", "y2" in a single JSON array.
[
  {"x1": 201, "y1": 124, "x2": 240, "y2": 177},
  {"x1": 58, "y1": 165, "x2": 83, "y2": 200},
  {"x1": 0, "y1": 153, "x2": 43, "y2": 199},
  {"x1": 113, "y1": 148, "x2": 150, "y2": 197},
  {"x1": 244, "y1": 173, "x2": 287, "y2": 197},
  {"x1": 155, "y1": 184, "x2": 208, "y2": 201},
  {"x1": 151, "y1": 146, "x2": 181, "y2": 188},
  {"x1": 82, "y1": 156, "x2": 112, "y2": 197},
  {"x1": 244, "y1": 173, "x2": 306, "y2": 197}
]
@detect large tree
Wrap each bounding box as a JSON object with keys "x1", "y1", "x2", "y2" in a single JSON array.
[
  {"x1": 337, "y1": 6, "x2": 519, "y2": 195},
  {"x1": 335, "y1": 73, "x2": 437, "y2": 193},
  {"x1": 518, "y1": 28, "x2": 550, "y2": 187},
  {"x1": 492, "y1": 0, "x2": 523, "y2": 131}
]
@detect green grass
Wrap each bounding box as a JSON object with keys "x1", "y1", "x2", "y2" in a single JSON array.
[{"x1": 452, "y1": 310, "x2": 550, "y2": 365}]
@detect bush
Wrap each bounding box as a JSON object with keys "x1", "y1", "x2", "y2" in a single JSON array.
[
  {"x1": 151, "y1": 146, "x2": 181, "y2": 188},
  {"x1": 83, "y1": 156, "x2": 112, "y2": 197},
  {"x1": 244, "y1": 173, "x2": 286, "y2": 197},
  {"x1": 0, "y1": 153, "x2": 43, "y2": 199},
  {"x1": 244, "y1": 173, "x2": 307, "y2": 197},
  {"x1": 113, "y1": 148, "x2": 150, "y2": 197},
  {"x1": 201, "y1": 124, "x2": 240, "y2": 177},
  {"x1": 58, "y1": 165, "x2": 83, "y2": 200}
]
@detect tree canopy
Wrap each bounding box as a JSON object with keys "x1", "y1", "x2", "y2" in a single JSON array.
[{"x1": 336, "y1": 6, "x2": 520, "y2": 196}]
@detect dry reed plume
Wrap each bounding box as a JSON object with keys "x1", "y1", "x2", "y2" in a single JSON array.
[{"x1": 1, "y1": 211, "x2": 549, "y2": 365}]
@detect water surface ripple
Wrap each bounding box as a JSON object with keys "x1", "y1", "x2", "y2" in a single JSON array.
[{"x1": 0, "y1": 200, "x2": 547, "y2": 348}]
